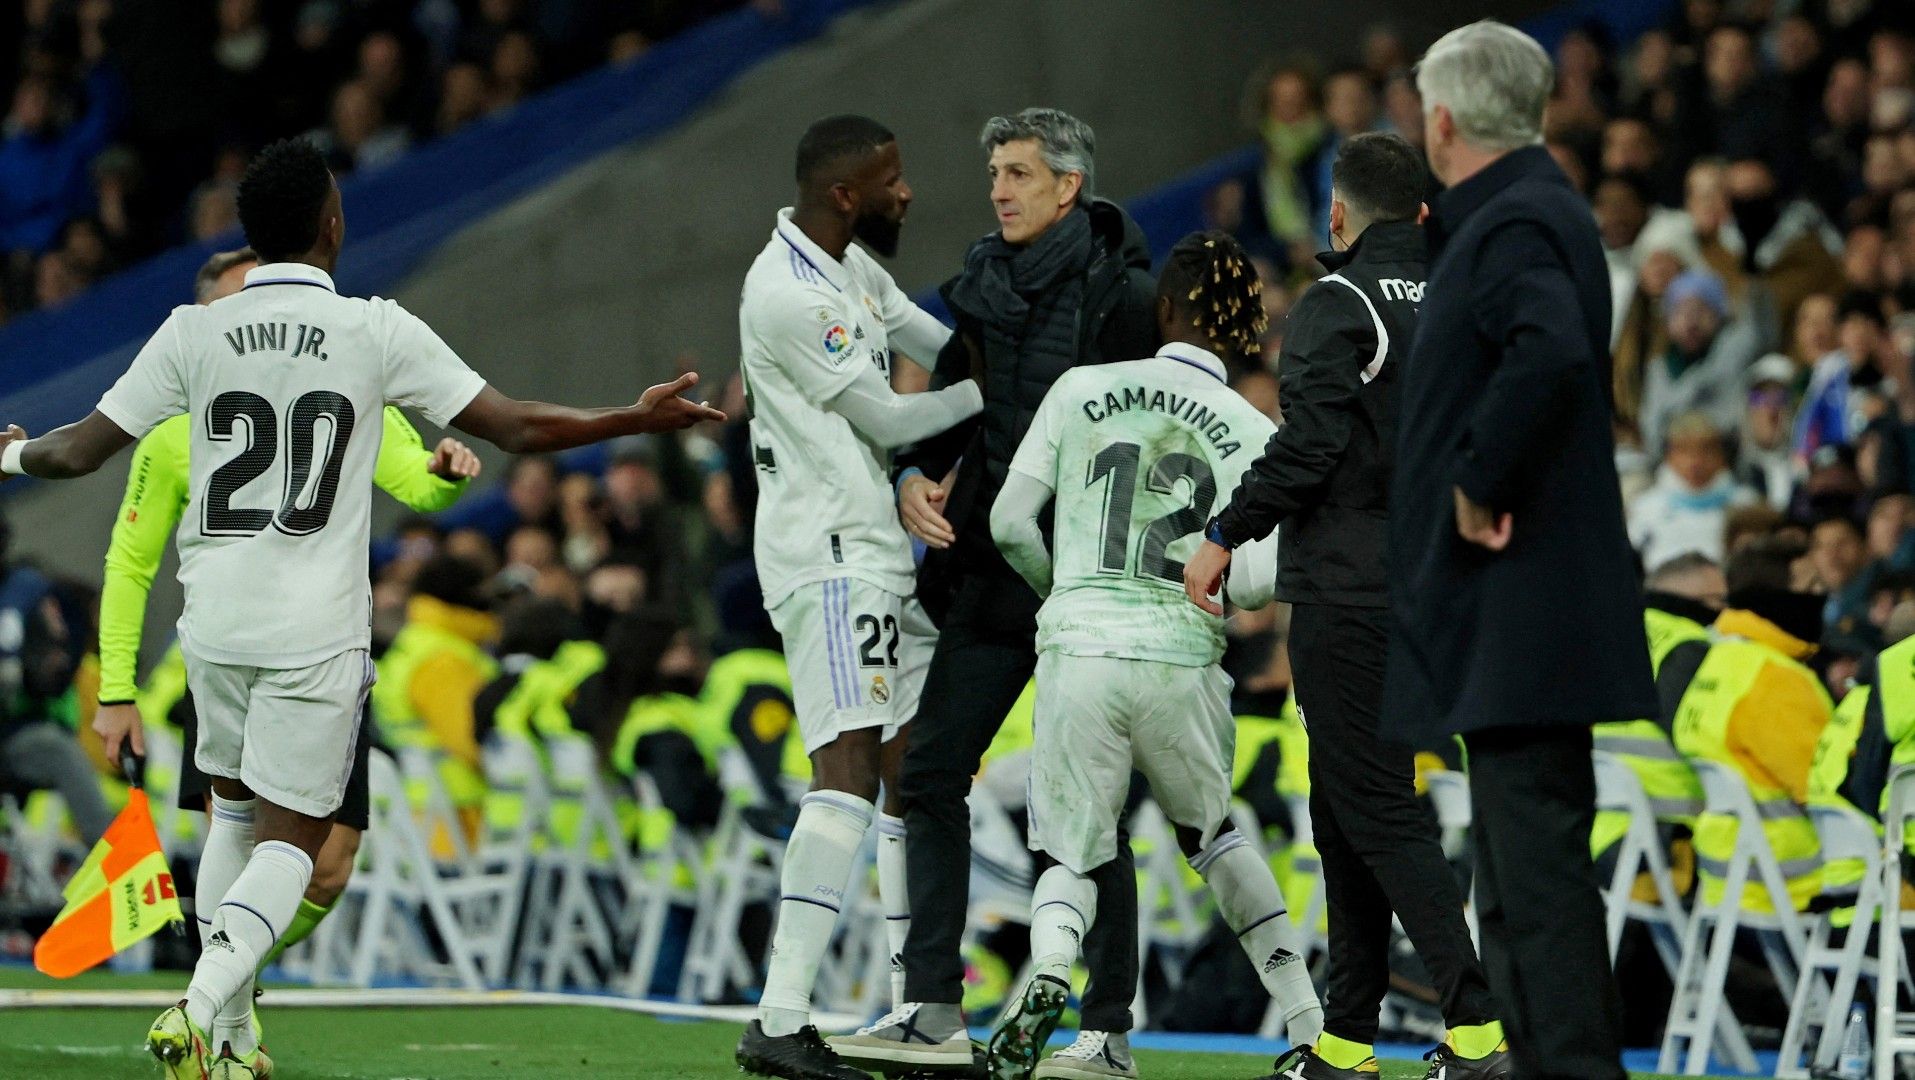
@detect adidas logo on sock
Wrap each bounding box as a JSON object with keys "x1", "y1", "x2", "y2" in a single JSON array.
[
  {"x1": 207, "y1": 931, "x2": 235, "y2": 954},
  {"x1": 1062, "y1": 925, "x2": 1081, "y2": 945},
  {"x1": 1262, "y1": 948, "x2": 1298, "y2": 974}
]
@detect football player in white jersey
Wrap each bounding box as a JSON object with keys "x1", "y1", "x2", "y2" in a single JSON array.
[
  {"x1": 732, "y1": 115, "x2": 982, "y2": 1080},
  {"x1": 984, "y1": 232, "x2": 1324, "y2": 1080},
  {"x1": 0, "y1": 138, "x2": 723, "y2": 1080}
]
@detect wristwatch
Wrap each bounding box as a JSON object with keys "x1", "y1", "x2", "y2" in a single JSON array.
[{"x1": 1205, "y1": 518, "x2": 1234, "y2": 550}]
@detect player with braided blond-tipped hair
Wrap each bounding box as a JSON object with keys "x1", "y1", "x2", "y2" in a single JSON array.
[{"x1": 982, "y1": 229, "x2": 1323, "y2": 1080}]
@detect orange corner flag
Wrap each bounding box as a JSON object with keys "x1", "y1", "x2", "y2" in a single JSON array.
[{"x1": 32, "y1": 788, "x2": 182, "y2": 978}]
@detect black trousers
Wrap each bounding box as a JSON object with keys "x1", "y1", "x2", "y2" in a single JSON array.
[
  {"x1": 1467, "y1": 725, "x2": 1625, "y2": 1080},
  {"x1": 899, "y1": 571, "x2": 1139, "y2": 1031},
  {"x1": 1287, "y1": 603, "x2": 1497, "y2": 1045}
]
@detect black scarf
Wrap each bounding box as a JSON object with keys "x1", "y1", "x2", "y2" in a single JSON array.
[{"x1": 947, "y1": 206, "x2": 1093, "y2": 335}]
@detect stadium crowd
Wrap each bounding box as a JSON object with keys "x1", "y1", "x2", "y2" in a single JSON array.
[
  {"x1": 0, "y1": 0, "x2": 755, "y2": 326},
  {"x1": 6, "y1": 0, "x2": 1915, "y2": 1047}
]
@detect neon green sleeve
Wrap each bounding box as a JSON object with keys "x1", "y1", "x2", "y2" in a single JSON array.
[
  {"x1": 98, "y1": 416, "x2": 191, "y2": 703},
  {"x1": 375, "y1": 406, "x2": 467, "y2": 512}
]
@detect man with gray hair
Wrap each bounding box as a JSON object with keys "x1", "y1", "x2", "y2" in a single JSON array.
[
  {"x1": 833, "y1": 108, "x2": 1157, "y2": 1079},
  {"x1": 1386, "y1": 21, "x2": 1654, "y2": 1080}
]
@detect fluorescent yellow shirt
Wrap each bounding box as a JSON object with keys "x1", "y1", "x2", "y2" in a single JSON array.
[{"x1": 98, "y1": 408, "x2": 468, "y2": 703}]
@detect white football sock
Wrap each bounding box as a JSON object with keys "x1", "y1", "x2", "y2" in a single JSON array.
[
  {"x1": 185, "y1": 840, "x2": 313, "y2": 1044},
  {"x1": 877, "y1": 812, "x2": 910, "y2": 1009},
  {"x1": 196, "y1": 795, "x2": 257, "y2": 1056},
  {"x1": 1029, "y1": 864, "x2": 1096, "y2": 982},
  {"x1": 759, "y1": 790, "x2": 874, "y2": 1038},
  {"x1": 1192, "y1": 830, "x2": 1323, "y2": 1048}
]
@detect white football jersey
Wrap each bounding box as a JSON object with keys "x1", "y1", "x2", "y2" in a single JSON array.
[
  {"x1": 740, "y1": 209, "x2": 952, "y2": 607},
  {"x1": 1009, "y1": 342, "x2": 1279, "y2": 667},
  {"x1": 96, "y1": 262, "x2": 486, "y2": 668}
]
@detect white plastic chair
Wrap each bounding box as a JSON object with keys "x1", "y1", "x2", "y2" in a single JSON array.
[
  {"x1": 1779, "y1": 801, "x2": 1888, "y2": 1077},
  {"x1": 1875, "y1": 765, "x2": 1915, "y2": 1080},
  {"x1": 1660, "y1": 760, "x2": 1811, "y2": 1075}
]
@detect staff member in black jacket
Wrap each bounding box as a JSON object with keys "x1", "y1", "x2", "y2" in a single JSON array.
[
  {"x1": 1183, "y1": 132, "x2": 1508, "y2": 1080},
  {"x1": 831, "y1": 108, "x2": 1158, "y2": 1078},
  {"x1": 1391, "y1": 22, "x2": 1655, "y2": 1080}
]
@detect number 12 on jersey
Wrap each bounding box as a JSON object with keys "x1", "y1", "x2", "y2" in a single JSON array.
[{"x1": 1087, "y1": 439, "x2": 1216, "y2": 584}]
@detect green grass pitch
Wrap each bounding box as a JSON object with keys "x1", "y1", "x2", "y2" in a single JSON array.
[{"x1": 0, "y1": 965, "x2": 1703, "y2": 1080}]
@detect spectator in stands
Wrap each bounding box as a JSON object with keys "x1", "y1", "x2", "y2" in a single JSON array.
[
  {"x1": 1793, "y1": 292, "x2": 1841, "y2": 371},
  {"x1": 1797, "y1": 292, "x2": 1890, "y2": 458},
  {"x1": 601, "y1": 435, "x2": 687, "y2": 609},
  {"x1": 1595, "y1": 173, "x2": 1653, "y2": 347},
  {"x1": 1249, "y1": 63, "x2": 1325, "y2": 272},
  {"x1": 1739, "y1": 354, "x2": 1801, "y2": 509},
  {"x1": 487, "y1": 29, "x2": 543, "y2": 114},
  {"x1": 1809, "y1": 57, "x2": 1874, "y2": 222},
  {"x1": 437, "y1": 62, "x2": 490, "y2": 136},
  {"x1": 0, "y1": 62, "x2": 123, "y2": 255},
  {"x1": 1813, "y1": 513, "x2": 1874, "y2": 634},
  {"x1": 316, "y1": 78, "x2": 411, "y2": 174},
  {"x1": 1638, "y1": 268, "x2": 1762, "y2": 455},
  {"x1": 1628, "y1": 412, "x2": 1757, "y2": 567},
  {"x1": 1674, "y1": 22, "x2": 1807, "y2": 190},
  {"x1": 495, "y1": 454, "x2": 564, "y2": 544}
]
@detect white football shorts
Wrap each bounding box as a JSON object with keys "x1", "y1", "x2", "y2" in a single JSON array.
[
  {"x1": 771, "y1": 578, "x2": 931, "y2": 755},
  {"x1": 1026, "y1": 650, "x2": 1235, "y2": 874},
  {"x1": 181, "y1": 641, "x2": 374, "y2": 819}
]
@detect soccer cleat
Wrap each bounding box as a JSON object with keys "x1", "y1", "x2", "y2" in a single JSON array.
[
  {"x1": 737, "y1": 1021, "x2": 874, "y2": 1080},
  {"x1": 829, "y1": 1002, "x2": 975, "y2": 1072},
  {"x1": 146, "y1": 1001, "x2": 212, "y2": 1080},
  {"x1": 1258, "y1": 1045, "x2": 1379, "y2": 1080},
  {"x1": 985, "y1": 974, "x2": 1070, "y2": 1080},
  {"x1": 206, "y1": 1043, "x2": 258, "y2": 1080},
  {"x1": 1034, "y1": 1031, "x2": 1139, "y2": 1080},
  {"x1": 1422, "y1": 1042, "x2": 1512, "y2": 1080}
]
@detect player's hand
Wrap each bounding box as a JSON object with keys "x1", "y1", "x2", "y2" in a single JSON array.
[
  {"x1": 899, "y1": 471, "x2": 954, "y2": 549},
  {"x1": 94, "y1": 703, "x2": 145, "y2": 769},
  {"x1": 1454, "y1": 485, "x2": 1512, "y2": 551},
  {"x1": 634, "y1": 372, "x2": 728, "y2": 431},
  {"x1": 0, "y1": 424, "x2": 26, "y2": 483},
  {"x1": 428, "y1": 437, "x2": 482, "y2": 481},
  {"x1": 1183, "y1": 539, "x2": 1232, "y2": 616}
]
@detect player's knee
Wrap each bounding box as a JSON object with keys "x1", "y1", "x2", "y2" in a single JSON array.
[
  {"x1": 810, "y1": 731, "x2": 883, "y2": 804},
  {"x1": 1179, "y1": 820, "x2": 1238, "y2": 864}
]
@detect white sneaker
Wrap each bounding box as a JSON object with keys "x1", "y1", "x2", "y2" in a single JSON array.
[
  {"x1": 1035, "y1": 1031, "x2": 1139, "y2": 1080},
  {"x1": 828, "y1": 1002, "x2": 974, "y2": 1071}
]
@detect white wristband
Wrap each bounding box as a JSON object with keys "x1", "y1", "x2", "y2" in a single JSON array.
[{"x1": 1, "y1": 438, "x2": 28, "y2": 477}]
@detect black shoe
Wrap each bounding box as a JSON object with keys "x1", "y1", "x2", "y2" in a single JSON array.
[
  {"x1": 1422, "y1": 1042, "x2": 1512, "y2": 1080},
  {"x1": 1258, "y1": 1046, "x2": 1379, "y2": 1080},
  {"x1": 737, "y1": 1021, "x2": 875, "y2": 1080}
]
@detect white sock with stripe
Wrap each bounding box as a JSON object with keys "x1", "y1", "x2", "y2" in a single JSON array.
[
  {"x1": 195, "y1": 795, "x2": 257, "y2": 1055},
  {"x1": 877, "y1": 812, "x2": 910, "y2": 1009},
  {"x1": 759, "y1": 790, "x2": 874, "y2": 1037},
  {"x1": 185, "y1": 840, "x2": 313, "y2": 1047},
  {"x1": 1191, "y1": 830, "x2": 1323, "y2": 1048},
  {"x1": 1028, "y1": 864, "x2": 1096, "y2": 982}
]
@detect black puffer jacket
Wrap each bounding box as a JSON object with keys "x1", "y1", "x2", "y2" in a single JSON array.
[{"x1": 900, "y1": 198, "x2": 1157, "y2": 620}]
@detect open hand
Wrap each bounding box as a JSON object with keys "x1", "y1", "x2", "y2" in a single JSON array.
[
  {"x1": 636, "y1": 372, "x2": 728, "y2": 431},
  {"x1": 1454, "y1": 485, "x2": 1512, "y2": 551},
  {"x1": 1182, "y1": 539, "x2": 1232, "y2": 616},
  {"x1": 899, "y1": 471, "x2": 955, "y2": 548},
  {"x1": 428, "y1": 437, "x2": 482, "y2": 481}
]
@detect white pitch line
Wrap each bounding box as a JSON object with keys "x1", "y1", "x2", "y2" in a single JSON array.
[{"x1": 0, "y1": 987, "x2": 865, "y2": 1032}]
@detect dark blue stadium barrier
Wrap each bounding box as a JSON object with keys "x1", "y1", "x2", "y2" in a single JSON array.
[{"x1": 0, "y1": 0, "x2": 893, "y2": 441}]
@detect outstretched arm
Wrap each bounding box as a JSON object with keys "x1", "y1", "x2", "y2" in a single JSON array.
[
  {"x1": 825, "y1": 361, "x2": 980, "y2": 449},
  {"x1": 447, "y1": 373, "x2": 726, "y2": 455},
  {"x1": 0, "y1": 412, "x2": 138, "y2": 481}
]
